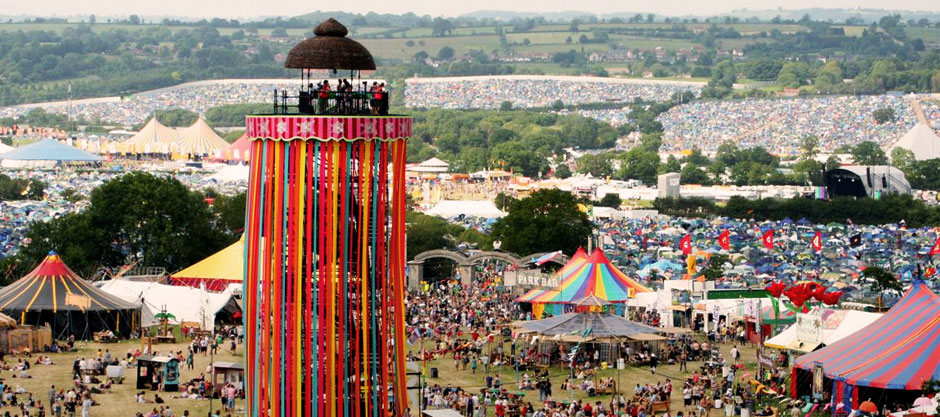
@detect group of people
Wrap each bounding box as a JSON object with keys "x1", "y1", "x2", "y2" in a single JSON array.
[{"x1": 297, "y1": 79, "x2": 389, "y2": 116}]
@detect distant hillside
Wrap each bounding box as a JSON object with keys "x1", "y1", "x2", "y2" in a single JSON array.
[{"x1": 458, "y1": 8, "x2": 940, "y2": 24}]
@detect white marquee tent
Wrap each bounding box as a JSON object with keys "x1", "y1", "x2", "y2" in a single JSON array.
[
  {"x1": 425, "y1": 200, "x2": 507, "y2": 218},
  {"x1": 97, "y1": 280, "x2": 240, "y2": 331},
  {"x1": 764, "y1": 307, "x2": 882, "y2": 353}
]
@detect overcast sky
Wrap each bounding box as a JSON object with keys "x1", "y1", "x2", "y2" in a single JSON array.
[{"x1": 4, "y1": 0, "x2": 939, "y2": 19}]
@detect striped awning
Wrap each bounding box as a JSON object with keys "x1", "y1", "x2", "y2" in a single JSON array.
[
  {"x1": 795, "y1": 282, "x2": 940, "y2": 390},
  {"x1": 177, "y1": 117, "x2": 229, "y2": 157}
]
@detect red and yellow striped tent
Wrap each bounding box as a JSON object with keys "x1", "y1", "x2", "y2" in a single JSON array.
[{"x1": 0, "y1": 252, "x2": 139, "y2": 339}]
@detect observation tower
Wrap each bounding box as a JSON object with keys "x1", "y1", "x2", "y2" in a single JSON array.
[{"x1": 242, "y1": 18, "x2": 410, "y2": 417}]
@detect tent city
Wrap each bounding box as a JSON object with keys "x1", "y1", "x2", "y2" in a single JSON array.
[{"x1": 1, "y1": 1, "x2": 940, "y2": 416}]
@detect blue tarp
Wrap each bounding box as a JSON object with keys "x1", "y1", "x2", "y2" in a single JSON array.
[{"x1": 0, "y1": 139, "x2": 101, "y2": 162}]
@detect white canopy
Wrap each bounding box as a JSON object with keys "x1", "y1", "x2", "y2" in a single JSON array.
[
  {"x1": 177, "y1": 117, "x2": 229, "y2": 157},
  {"x1": 425, "y1": 200, "x2": 506, "y2": 218},
  {"x1": 98, "y1": 280, "x2": 239, "y2": 331},
  {"x1": 209, "y1": 164, "x2": 250, "y2": 183},
  {"x1": 764, "y1": 308, "x2": 882, "y2": 352},
  {"x1": 125, "y1": 118, "x2": 179, "y2": 154},
  {"x1": 891, "y1": 122, "x2": 940, "y2": 161},
  {"x1": 408, "y1": 157, "x2": 450, "y2": 173},
  {"x1": 0, "y1": 143, "x2": 13, "y2": 154}
]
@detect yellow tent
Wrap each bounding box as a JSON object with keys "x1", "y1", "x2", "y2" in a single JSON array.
[
  {"x1": 177, "y1": 117, "x2": 229, "y2": 158},
  {"x1": 124, "y1": 118, "x2": 179, "y2": 154},
  {"x1": 170, "y1": 236, "x2": 243, "y2": 291}
]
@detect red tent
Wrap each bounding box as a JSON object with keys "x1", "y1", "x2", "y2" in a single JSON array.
[
  {"x1": 793, "y1": 282, "x2": 940, "y2": 408},
  {"x1": 224, "y1": 133, "x2": 252, "y2": 161}
]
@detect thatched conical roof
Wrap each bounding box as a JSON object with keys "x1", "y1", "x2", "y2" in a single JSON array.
[{"x1": 285, "y1": 18, "x2": 376, "y2": 71}]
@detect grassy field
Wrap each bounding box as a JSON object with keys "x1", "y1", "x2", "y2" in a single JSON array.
[
  {"x1": 360, "y1": 36, "x2": 503, "y2": 60},
  {"x1": 417, "y1": 332, "x2": 766, "y2": 415},
  {"x1": 12, "y1": 327, "x2": 769, "y2": 417},
  {"x1": 4, "y1": 338, "x2": 243, "y2": 417},
  {"x1": 906, "y1": 26, "x2": 940, "y2": 45}
]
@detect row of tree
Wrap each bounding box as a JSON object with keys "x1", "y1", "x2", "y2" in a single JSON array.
[{"x1": 654, "y1": 192, "x2": 940, "y2": 228}]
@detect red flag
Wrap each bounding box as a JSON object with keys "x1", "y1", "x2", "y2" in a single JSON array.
[
  {"x1": 762, "y1": 229, "x2": 774, "y2": 250},
  {"x1": 811, "y1": 231, "x2": 822, "y2": 252},
  {"x1": 931, "y1": 237, "x2": 940, "y2": 256},
  {"x1": 718, "y1": 230, "x2": 730, "y2": 251},
  {"x1": 680, "y1": 234, "x2": 692, "y2": 255}
]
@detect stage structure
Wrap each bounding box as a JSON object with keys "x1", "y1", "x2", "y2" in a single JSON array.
[{"x1": 243, "y1": 18, "x2": 410, "y2": 417}]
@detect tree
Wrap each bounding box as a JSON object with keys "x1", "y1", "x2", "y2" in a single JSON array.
[
  {"x1": 850, "y1": 141, "x2": 888, "y2": 165},
  {"x1": 701, "y1": 254, "x2": 730, "y2": 281},
  {"x1": 577, "y1": 153, "x2": 614, "y2": 177},
  {"x1": 872, "y1": 108, "x2": 896, "y2": 124},
  {"x1": 554, "y1": 164, "x2": 572, "y2": 179},
  {"x1": 128, "y1": 14, "x2": 140, "y2": 25},
  {"x1": 499, "y1": 101, "x2": 513, "y2": 111},
  {"x1": 815, "y1": 61, "x2": 843, "y2": 90},
  {"x1": 551, "y1": 100, "x2": 565, "y2": 111},
  {"x1": 777, "y1": 62, "x2": 810, "y2": 88},
  {"x1": 436, "y1": 46, "x2": 455, "y2": 60},
  {"x1": 491, "y1": 189, "x2": 593, "y2": 256},
  {"x1": 149, "y1": 108, "x2": 198, "y2": 128},
  {"x1": 891, "y1": 147, "x2": 916, "y2": 171},
  {"x1": 596, "y1": 193, "x2": 622, "y2": 208},
  {"x1": 16, "y1": 173, "x2": 232, "y2": 277},
  {"x1": 270, "y1": 27, "x2": 288, "y2": 37},
  {"x1": 494, "y1": 192, "x2": 518, "y2": 211},
  {"x1": 863, "y1": 265, "x2": 901, "y2": 309},
  {"x1": 431, "y1": 17, "x2": 455, "y2": 36},
  {"x1": 799, "y1": 135, "x2": 820, "y2": 162},
  {"x1": 680, "y1": 163, "x2": 709, "y2": 184},
  {"x1": 617, "y1": 148, "x2": 660, "y2": 185}
]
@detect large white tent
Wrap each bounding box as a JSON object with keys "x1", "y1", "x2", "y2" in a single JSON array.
[
  {"x1": 97, "y1": 280, "x2": 240, "y2": 331},
  {"x1": 177, "y1": 117, "x2": 230, "y2": 157},
  {"x1": 764, "y1": 307, "x2": 882, "y2": 353},
  {"x1": 425, "y1": 200, "x2": 506, "y2": 218},
  {"x1": 124, "y1": 118, "x2": 179, "y2": 154},
  {"x1": 408, "y1": 157, "x2": 450, "y2": 173},
  {"x1": 890, "y1": 122, "x2": 940, "y2": 161}
]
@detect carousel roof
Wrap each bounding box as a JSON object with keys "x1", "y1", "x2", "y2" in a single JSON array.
[
  {"x1": 285, "y1": 18, "x2": 376, "y2": 70},
  {"x1": 519, "y1": 312, "x2": 662, "y2": 340}
]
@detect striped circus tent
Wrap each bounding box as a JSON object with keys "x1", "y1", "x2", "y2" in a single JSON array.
[
  {"x1": 516, "y1": 287, "x2": 560, "y2": 303},
  {"x1": 516, "y1": 248, "x2": 651, "y2": 318},
  {"x1": 543, "y1": 248, "x2": 651, "y2": 303},
  {"x1": 793, "y1": 281, "x2": 940, "y2": 407},
  {"x1": 515, "y1": 247, "x2": 589, "y2": 303},
  {"x1": 124, "y1": 118, "x2": 178, "y2": 154},
  {"x1": 177, "y1": 117, "x2": 229, "y2": 158},
  {"x1": 0, "y1": 252, "x2": 139, "y2": 339}
]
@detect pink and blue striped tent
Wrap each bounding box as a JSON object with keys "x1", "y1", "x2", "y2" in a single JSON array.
[
  {"x1": 793, "y1": 282, "x2": 940, "y2": 407},
  {"x1": 515, "y1": 248, "x2": 588, "y2": 303},
  {"x1": 521, "y1": 248, "x2": 651, "y2": 304}
]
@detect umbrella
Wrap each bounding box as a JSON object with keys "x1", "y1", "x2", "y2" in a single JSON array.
[
  {"x1": 154, "y1": 312, "x2": 177, "y2": 321},
  {"x1": 858, "y1": 401, "x2": 878, "y2": 413}
]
